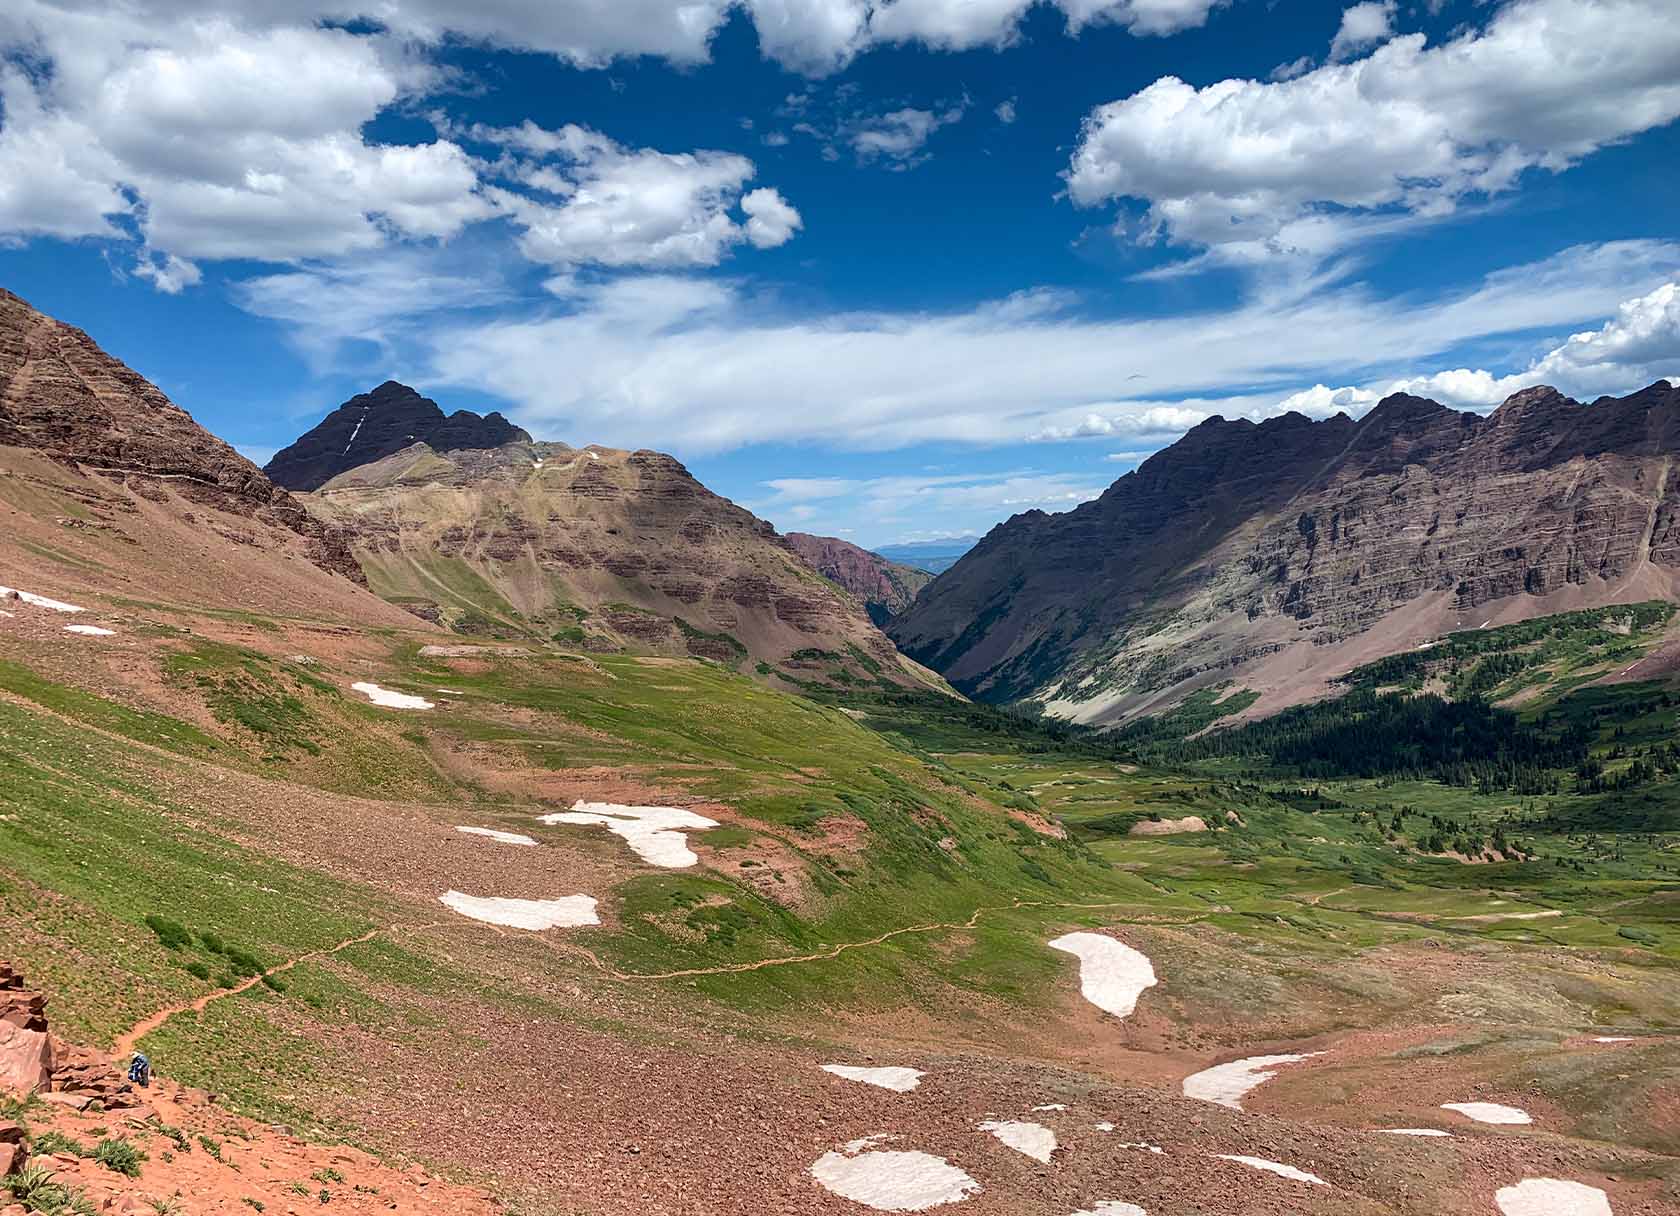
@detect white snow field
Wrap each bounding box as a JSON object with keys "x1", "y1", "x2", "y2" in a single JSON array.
[
  {"x1": 1442, "y1": 1101, "x2": 1532, "y2": 1125},
  {"x1": 538, "y1": 801, "x2": 720, "y2": 868},
  {"x1": 1070, "y1": 1205, "x2": 1147, "y2": 1216},
  {"x1": 0, "y1": 586, "x2": 85, "y2": 613},
  {"x1": 809, "y1": 1141, "x2": 980, "y2": 1211},
  {"x1": 351, "y1": 682, "x2": 435, "y2": 710},
  {"x1": 1495, "y1": 1179, "x2": 1612, "y2": 1216},
  {"x1": 437, "y1": 891, "x2": 599, "y2": 929},
  {"x1": 1380, "y1": 1129, "x2": 1452, "y2": 1137},
  {"x1": 455, "y1": 826, "x2": 539, "y2": 846},
  {"x1": 978, "y1": 1120, "x2": 1057, "y2": 1163},
  {"x1": 64, "y1": 624, "x2": 116, "y2": 636},
  {"x1": 1215, "y1": 1155, "x2": 1327, "y2": 1186},
  {"x1": 1047, "y1": 932, "x2": 1157, "y2": 1018},
  {"x1": 1182, "y1": 1052, "x2": 1323, "y2": 1110},
  {"x1": 821, "y1": 1065, "x2": 925, "y2": 1092},
  {"x1": 1032, "y1": 1104, "x2": 1068, "y2": 1112}
]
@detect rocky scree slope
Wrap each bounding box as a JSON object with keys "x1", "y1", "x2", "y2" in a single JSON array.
[
  {"x1": 264, "y1": 380, "x2": 530, "y2": 491},
  {"x1": 0, "y1": 289, "x2": 410, "y2": 619},
  {"x1": 783, "y1": 531, "x2": 934, "y2": 625},
  {"x1": 890, "y1": 381, "x2": 1680, "y2": 723},
  {"x1": 301, "y1": 425, "x2": 947, "y2": 690}
]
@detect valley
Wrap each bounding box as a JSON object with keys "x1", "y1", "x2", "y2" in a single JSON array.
[{"x1": 2, "y1": 289, "x2": 1677, "y2": 1215}]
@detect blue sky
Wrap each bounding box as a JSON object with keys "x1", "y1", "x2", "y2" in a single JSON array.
[{"x1": 2, "y1": 0, "x2": 1678, "y2": 546}]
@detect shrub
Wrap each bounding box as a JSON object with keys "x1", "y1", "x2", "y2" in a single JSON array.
[
  {"x1": 6, "y1": 1163, "x2": 70, "y2": 1212},
  {"x1": 143, "y1": 916, "x2": 191, "y2": 951},
  {"x1": 28, "y1": 1131, "x2": 88, "y2": 1157},
  {"x1": 92, "y1": 1137, "x2": 147, "y2": 1178}
]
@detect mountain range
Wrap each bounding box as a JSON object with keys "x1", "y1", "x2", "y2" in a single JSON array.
[{"x1": 890, "y1": 381, "x2": 1680, "y2": 724}]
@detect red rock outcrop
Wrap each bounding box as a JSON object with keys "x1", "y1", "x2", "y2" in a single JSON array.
[
  {"x1": 0, "y1": 964, "x2": 52, "y2": 1099},
  {"x1": 890, "y1": 382, "x2": 1680, "y2": 722},
  {"x1": 783, "y1": 532, "x2": 934, "y2": 625}
]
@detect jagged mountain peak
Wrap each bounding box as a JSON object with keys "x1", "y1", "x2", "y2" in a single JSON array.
[{"x1": 263, "y1": 381, "x2": 533, "y2": 491}]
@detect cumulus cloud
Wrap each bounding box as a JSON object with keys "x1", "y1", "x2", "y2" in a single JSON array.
[
  {"x1": 995, "y1": 98, "x2": 1017, "y2": 124},
  {"x1": 1068, "y1": 0, "x2": 1680, "y2": 269},
  {"x1": 871, "y1": 0, "x2": 1225, "y2": 49},
  {"x1": 1104, "y1": 449, "x2": 1157, "y2": 462},
  {"x1": 1329, "y1": 0, "x2": 1395, "y2": 60},
  {"x1": 1261, "y1": 280, "x2": 1680, "y2": 417},
  {"x1": 471, "y1": 122, "x2": 801, "y2": 269}
]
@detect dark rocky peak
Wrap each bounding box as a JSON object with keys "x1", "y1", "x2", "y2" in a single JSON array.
[
  {"x1": 1331, "y1": 391, "x2": 1479, "y2": 478},
  {"x1": 265, "y1": 381, "x2": 533, "y2": 491}
]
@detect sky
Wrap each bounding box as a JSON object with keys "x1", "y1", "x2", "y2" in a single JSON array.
[{"x1": 1, "y1": 0, "x2": 1678, "y2": 548}]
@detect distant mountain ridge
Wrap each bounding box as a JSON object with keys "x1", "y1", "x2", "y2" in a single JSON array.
[
  {"x1": 889, "y1": 381, "x2": 1680, "y2": 725},
  {"x1": 288, "y1": 395, "x2": 950, "y2": 692},
  {"x1": 875, "y1": 536, "x2": 981, "y2": 575},
  {"x1": 782, "y1": 532, "x2": 933, "y2": 625},
  {"x1": 264, "y1": 381, "x2": 530, "y2": 491}
]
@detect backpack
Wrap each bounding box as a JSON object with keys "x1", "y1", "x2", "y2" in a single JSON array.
[{"x1": 128, "y1": 1053, "x2": 151, "y2": 1087}]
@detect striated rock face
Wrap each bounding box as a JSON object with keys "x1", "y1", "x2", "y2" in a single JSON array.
[
  {"x1": 264, "y1": 381, "x2": 531, "y2": 492},
  {"x1": 890, "y1": 382, "x2": 1680, "y2": 723},
  {"x1": 301, "y1": 434, "x2": 949, "y2": 691},
  {"x1": 0, "y1": 963, "x2": 52, "y2": 1098},
  {"x1": 783, "y1": 533, "x2": 934, "y2": 625},
  {"x1": 0, "y1": 288, "x2": 366, "y2": 586}
]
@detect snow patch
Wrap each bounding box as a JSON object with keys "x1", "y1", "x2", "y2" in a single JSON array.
[
  {"x1": 1182, "y1": 1053, "x2": 1323, "y2": 1110},
  {"x1": 1047, "y1": 932, "x2": 1157, "y2": 1018},
  {"x1": 64, "y1": 624, "x2": 116, "y2": 636},
  {"x1": 538, "y1": 801, "x2": 720, "y2": 868},
  {"x1": 352, "y1": 682, "x2": 435, "y2": 710},
  {"x1": 822, "y1": 1065, "x2": 924, "y2": 1093},
  {"x1": 1115, "y1": 1142, "x2": 1164, "y2": 1154},
  {"x1": 456, "y1": 826, "x2": 539, "y2": 847},
  {"x1": 810, "y1": 1142, "x2": 979, "y2": 1211},
  {"x1": 438, "y1": 891, "x2": 598, "y2": 930},
  {"x1": 1495, "y1": 1179, "x2": 1612, "y2": 1216},
  {"x1": 1070, "y1": 1205, "x2": 1147, "y2": 1216},
  {"x1": 1032, "y1": 1103, "x2": 1068, "y2": 1112},
  {"x1": 1442, "y1": 1101, "x2": 1531, "y2": 1125},
  {"x1": 1592, "y1": 1036, "x2": 1633, "y2": 1043},
  {"x1": 0, "y1": 586, "x2": 85, "y2": 613},
  {"x1": 1093, "y1": 1122, "x2": 1115, "y2": 1132},
  {"x1": 1215, "y1": 1155, "x2": 1326, "y2": 1186},
  {"x1": 978, "y1": 1120, "x2": 1056, "y2": 1163},
  {"x1": 1380, "y1": 1129, "x2": 1452, "y2": 1137}
]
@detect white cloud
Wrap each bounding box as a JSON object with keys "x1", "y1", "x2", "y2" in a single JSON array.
[
  {"x1": 384, "y1": 240, "x2": 1680, "y2": 453},
  {"x1": 131, "y1": 250, "x2": 202, "y2": 294},
  {"x1": 741, "y1": 186, "x2": 803, "y2": 247},
  {"x1": 1261, "y1": 280, "x2": 1680, "y2": 415},
  {"x1": 870, "y1": 0, "x2": 1224, "y2": 49},
  {"x1": 847, "y1": 103, "x2": 967, "y2": 166},
  {"x1": 1104, "y1": 449, "x2": 1157, "y2": 462},
  {"x1": 1068, "y1": 0, "x2": 1680, "y2": 269},
  {"x1": 742, "y1": 0, "x2": 871, "y2": 74},
  {"x1": 469, "y1": 121, "x2": 800, "y2": 269},
  {"x1": 995, "y1": 98, "x2": 1017, "y2": 124},
  {"x1": 756, "y1": 468, "x2": 1106, "y2": 537},
  {"x1": 1272, "y1": 382, "x2": 1381, "y2": 419},
  {"x1": 1329, "y1": 0, "x2": 1395, "y2": 61},
  {"x1": 1270, "y1": 55, "x2": 1314, "y2": 81}
]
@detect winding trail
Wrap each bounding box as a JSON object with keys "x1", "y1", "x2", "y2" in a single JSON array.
[
  {"x1": 114, "y1": 929, "x2": 381, "y2": 1060},
  {"x1": 574, "y1": 898, "x2": 1205, "y2": 982}
]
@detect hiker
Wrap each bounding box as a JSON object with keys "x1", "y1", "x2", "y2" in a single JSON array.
[{"x1": 128, "y1": 1052, "x2": 151, "y2": 1089}]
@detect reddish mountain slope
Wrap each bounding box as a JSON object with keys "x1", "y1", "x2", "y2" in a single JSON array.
[{"x1": 783, "y1": 532, "x2": 934, "y2": 624}]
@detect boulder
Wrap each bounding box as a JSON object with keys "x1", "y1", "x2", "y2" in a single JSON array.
[
  {"x1": 0, "y1": 1140, "x2": 25, "y2": 1177},
  {"x1": 0, "y1": 1021, "x2": 51, "y2": 1098}
]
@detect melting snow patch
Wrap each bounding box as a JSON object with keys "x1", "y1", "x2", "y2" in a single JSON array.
[
  {"x1": 1093, "y1": 1123, "x2": 1115, "y2": 1133},
  {"x1": 1182, "y1": 1053, "x2": 1323, "y2": 1110},
  {"x1": 978, "y1": 1120, "x2": 1056, "y2": 1163},
  {"x1": 810, "y1": 1141, "x2": 979, "y2": 1211},
  {"x1": 456, "y1": 826, "x2": 539, "y2": 847},
  {"x1": 1215, "y1": 1155, "x2": 1326, "y2": 1186},
  {"x1": 538, "y1": 801, "x2": 720, "y2": 868},
  {"x1": 1032, "y1": 1104, "x2": 1068, "y2": 1112},
  {"x1": 1441, "y1": 1102, "x2": 1531, "y2": 1125},
  {"x1": 438, "y1": 891, "x2": 598, "y2": 930},
  {"x1": 352, "y1": 682, "x2": 435, "y2": 710},
  {"x1": 1116, "y1": 1142, "x2": 1164, "y2": 1154},
  {"x1": 1380, "y1": 1129, "x2": 1452, "y2": 1137},
  {"x1": 822, "y1": 1065, "x2": 924, "y2": 1093},
  {"x1": 1047, "y1": 932, "x2": 1157, "y2": 1018},
  {"x1": 64, "y1": 624, "x2": 116, "y2": 636},
  {"x1": 1495, "y1": 1179, "x2": 1612, "y2": 1216},
  {"x1": 0, "y1": 586, "x2": 85, "y2": 613},
  {"x1": 1592, "y1": 1037, "x2": 1633, "y2": 1043},
  {"x1": 1070, "y1": 1205, "x2": 1147, "y2": 1216}
]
